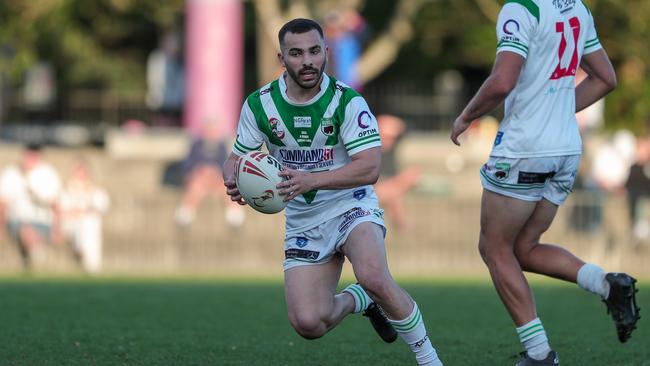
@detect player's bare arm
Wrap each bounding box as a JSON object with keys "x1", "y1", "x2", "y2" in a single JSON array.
[
  {"x1": 222, "y1": 152, "x2": 246, "y2": 205},
  {"x1": 576, "y1": 49, "x2": 617, "y2": 113},
  {"x1": 451, "y1": 52, "x2": 524, "y2": 146},
  {"x1": 277, "y1": 147, "x2": 381, "y2": 201}
]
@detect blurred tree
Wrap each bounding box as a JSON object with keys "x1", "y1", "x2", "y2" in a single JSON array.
[
  {"x1": 252, "y1": 0, "x2": 428, "y2": 86},
  {"x1": 0, "y1": 0, "x2": 183, "y2": 91}
]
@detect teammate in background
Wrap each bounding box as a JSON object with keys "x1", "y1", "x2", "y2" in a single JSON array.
[
  {"x1": 374, "y1": 114, "x2": 421, "y2": 232},
  {"x1": 175, "y1": 121, "x2": 245, "y2": 228},
  {"x1": 0, "y1": 144, "x2": 63, "y2": 268},
  {"x1": 60, "y1": 159, "x2": 110, "y2": 274},
  {"x1": 223, "y1": 19, "x2": 443, "y2": 366},
  {"x1": 450, "y1": 2, "x2": 639, "y2": 365}
]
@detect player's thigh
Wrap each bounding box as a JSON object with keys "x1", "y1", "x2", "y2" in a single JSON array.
[
  {"x1": 480, "y1": 189, "x2": 537, "y2": 248},
  {"x1": 514, "y1": 199, "x2": 559, "y2": 252},
  {"x1": 284, "y1": 256, "x2": 343, "y2": 323},
  {"x1": 341, "y1": 222, "x2": 391, "y2": 286}
]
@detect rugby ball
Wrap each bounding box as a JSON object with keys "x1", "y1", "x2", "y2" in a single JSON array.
[{"x1": 235, "y1": 151, "x2": 287, "y2": 214}]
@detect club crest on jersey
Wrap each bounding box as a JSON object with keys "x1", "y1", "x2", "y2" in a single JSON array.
[
  {"x1": 321, "y1": 117, "x2": 335, "y2": 136},
  {"x1": 269, "y1": 117, "x2": 285, "y2": 139}
]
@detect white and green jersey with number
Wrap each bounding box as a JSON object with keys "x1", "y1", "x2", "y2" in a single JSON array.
[
  {"x1": 232, "y1": 73, "x2": 382, "y2": 235},
  {"x1": 491, "y1": 0, "x2": 602, "y2": 158}
]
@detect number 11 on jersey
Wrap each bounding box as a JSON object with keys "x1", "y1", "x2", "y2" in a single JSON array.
[{"x1": 551, "y1": 17, "x2": 580, "y2": 80}]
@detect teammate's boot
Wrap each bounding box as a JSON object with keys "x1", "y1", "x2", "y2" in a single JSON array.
[
  {"x1": 603, "y1": 273, "x2": 641, "y2": 343},
  {"x1": 515, "y1": 351, "x2": 559, "y2": 366},
  {"x1": 363, "y1": 303, "x2": 398, "y2": 343}
]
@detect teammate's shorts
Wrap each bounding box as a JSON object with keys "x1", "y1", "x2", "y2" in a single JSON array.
[
  {"x1": 283, "y1": 206, "x2": 386, "y2": 271},
  {"x1": 479, "y1": 155, "x2": 580, "y2": 206}
]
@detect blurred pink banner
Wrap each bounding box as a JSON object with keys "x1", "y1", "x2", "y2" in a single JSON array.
[{"x1": 185, "y1": 0, "x2": 243, "y2": 137}]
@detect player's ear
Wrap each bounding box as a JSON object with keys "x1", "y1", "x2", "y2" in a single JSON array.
[{"x1": 277, "y1": 52, "x2": 285, "y2": 67}]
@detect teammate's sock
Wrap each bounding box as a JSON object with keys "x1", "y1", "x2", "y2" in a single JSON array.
[
  {"x1": 577, "y1": 263, "x2": 610, "y2": 299},
  {"x1": 342, "y1": 283, "x2": 372, "y2": 313},
  {"x1": 516, "y1": 318, "x2": 551, "y2": 361},
  {"x1": 389, "y1": 302, "x2": 443, "y2": 366}
]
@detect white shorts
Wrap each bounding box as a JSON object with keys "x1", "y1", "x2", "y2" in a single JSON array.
[
  {"x1": 283, "y1": 206, "x2": 386, "y2": 271},
  {"x1": 480, "y1": 155, "x2": 580, "y2": 205}
]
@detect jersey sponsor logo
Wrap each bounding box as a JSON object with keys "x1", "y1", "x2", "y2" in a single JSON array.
[
  {"x1": 259, "y1": 86, "x2": 273, "y2": 95},
  {"x1": 321, "y1": 117, "x2": 335, "y2": 136},
  {"x1": 269, "y1": 117, "x2": 285, "y2": 139},
  {"x1": 338, "y1": 207, "x2": 371, "y2": 233},
  {"x1": 494, "y1": 162, "x2": 511, "y2": 180},
  {"x1": 295, "y1": 237, "x2": 309, "y2": 248},
  {"x1": 279, "y1": 148, "x2": 334, "y2": 170},
  {"x1": 494, "y1": 131, "x2": 504, "y2": 146},
  {"x1": 517, "y1": 171, "x2": 555, "y2": 184},
  {"x1": 503, "y1": 19, "x2": 520, "y2": 35},
  {"x1": 357, "y1": 111, "x2": 372, "y2": 129},
  {"x1": 251, "y1": 190, "x2": 275, "y2": 207},
  {"x1": 285, "y1": 248, "x2": 320, "y2": 260},
  {"x1": 353, "y1": 188, "x2": 366, "y2": 200},
  {"x1": 358, "y1": 128, "x2": 378, "y2": 138},
  {"x1": 294, "y1": 116, "x2": 312, "y2": 128}
]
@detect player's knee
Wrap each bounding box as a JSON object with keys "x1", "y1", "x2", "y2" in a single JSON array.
[
  {"x1": 478, "y1": 234, "x2": 512, "y2": 267},
  {"x1": 289, "y1": 312, "x2": 326, "y2": 340},
  {"x1": 357, "y1": 273, "x2": 391, "y2": 301}
]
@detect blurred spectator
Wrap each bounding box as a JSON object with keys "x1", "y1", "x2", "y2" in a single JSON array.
[
  {"x1": 23, "y1": 61, "x2": 56, "y2": 120},
  {"x1": 0, "y1": 144, "x2": 63, "y2": 268},
  {"x1": 592, "y1": 130, "x2": 636, "y2": 192},
  {"x1": 60, "y1": 159, "x2": 110, "y2": 274},
  {"x1": 625, "y1": 134, "x2": 650, "y2": 244},
  {"x1": 590, "y1": 130, "x2": 636, "y2": 249},
  {"x1": 174, "y1": 121, "x2": 245, "y2": 228},
  {"x1": 374, "y1": 115, "x2": 421, "y2": 231},
  {"x1": 324, "y1": 8, "x2": 366, "y2": 90},
  {"x1": 146, "y1": 31, "x2": 185, "y2": 127}
]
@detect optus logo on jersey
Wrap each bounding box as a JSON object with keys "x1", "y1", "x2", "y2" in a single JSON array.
[
  {"x1": 357, "y1": 111, "x2": 371, "y2": 129},
  {"x1": 503, "y1": 19, "x2": 520, "y2": 35}
]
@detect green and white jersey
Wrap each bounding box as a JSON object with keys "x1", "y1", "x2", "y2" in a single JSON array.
[
  {"x1": 491, "y1": 0, "x2": 602, "y2": 158},
  {"x1": 233, "y1": 73, "x2": 382, "y2": 235}
]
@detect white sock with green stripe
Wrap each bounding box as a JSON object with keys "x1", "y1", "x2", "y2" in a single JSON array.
[
  {"x1": 342, "y1": 283, "x2": 371, "y2": 313},
  {"x1": 516, "y1": 318, "x2": 551, "y2": 361},
  {"x1": 389, "y1": 303, "x2": 442, "y2": 366}
]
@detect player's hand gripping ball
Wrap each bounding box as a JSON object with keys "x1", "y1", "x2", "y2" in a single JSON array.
[{"x1": 235, "y1": 152, "x2": 288, "y2": 214}]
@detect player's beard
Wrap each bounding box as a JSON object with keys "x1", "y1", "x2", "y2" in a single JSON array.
[{"x1": 286, "y1": 59, "x2": 326, "y2": 90}]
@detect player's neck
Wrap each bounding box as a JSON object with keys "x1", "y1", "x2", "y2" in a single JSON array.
[{"x1": 283, "y1": 73, "x2": 322, "y2": 103}]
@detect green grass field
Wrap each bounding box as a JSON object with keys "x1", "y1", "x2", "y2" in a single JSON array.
[{"x1": 0, "y1": 277, "x2": 647, "y2": 366}]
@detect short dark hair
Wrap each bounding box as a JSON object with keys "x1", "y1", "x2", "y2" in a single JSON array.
[{"x1": 278, "y1": 18, "x2": 324, "y2": 46}]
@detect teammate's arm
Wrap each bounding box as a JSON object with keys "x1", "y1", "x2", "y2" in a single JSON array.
[
  {"x1": 223, "y1": 152, "x2": 246, "y2": 205},
  {"x1": 450, "y1": 52, "x2": 525, "y2": 146},
  {"x1": 576, "y1": 49, "x2": 617, "y2": 113},
  {"x1": 277, "y1": 147, "x2": 381, "y2": 202}
]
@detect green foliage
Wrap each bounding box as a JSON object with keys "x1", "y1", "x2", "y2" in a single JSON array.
[{"x1": 0, "y1": 0, "x2": 184, "y2": 90}]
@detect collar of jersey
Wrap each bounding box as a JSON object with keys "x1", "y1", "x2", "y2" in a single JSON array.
[{"x1": 278, "y1": 72, "x2": 330, "y2": 107}]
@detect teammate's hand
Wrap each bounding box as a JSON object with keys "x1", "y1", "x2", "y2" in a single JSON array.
[
  {"x1": 223, "y1": 175, "x2": 246, "y2": 205},
  {"x1": 450, "y1": 115, "x2": 472, "y2": 146},
  {"x1": 277, "y1": 168, "x2": 316, "y2": 202}
]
